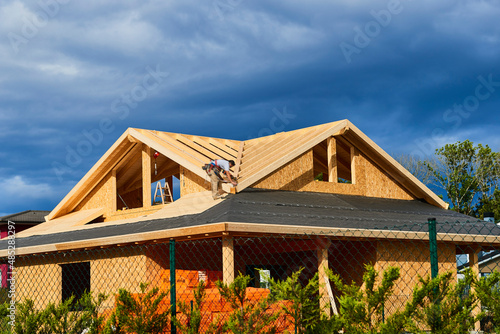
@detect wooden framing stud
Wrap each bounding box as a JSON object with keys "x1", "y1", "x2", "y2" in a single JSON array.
[
  {"x1": 127, "y1": 134, "x2": 139, "y2": 143},
  {"x1": 350, "y1": 146, "x2": 357, "y2": 184},
  {"x1": 327, "y1": 137, "x2": 337, "y2": 183},
  {"x1": 111, "y1": 169, "x2": 117, "y2": 212},
  {"x1": 142, "y1": 144, "x2": 152, "y2": 208},
  {"x1": 222, "y1": 236, "x2": 235, "y2": 284}
]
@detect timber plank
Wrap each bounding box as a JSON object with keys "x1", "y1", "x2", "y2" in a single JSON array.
[
  {"x1": 47, "y1": 130, "x2": 133, "y2": 220},
  {"x1": 342, "y1": 123, "x2": 447, "y2": 209},
  {"x1": 154, "y1": 131, "x2": 207, "y2": 165},
  {"x1": 238, "y1": 122, "x2": 344, "y2": 185},
  {"x1": 191, "y1": 136, "x2": 237, "y2": 160},
  {"x1": 175, "y1": 134, "x2": 222, "y2": 161}
]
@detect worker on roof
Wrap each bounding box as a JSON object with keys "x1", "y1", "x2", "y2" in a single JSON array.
[{"x1": 203, "y1": 159, "x2": 237, "y2": 199}]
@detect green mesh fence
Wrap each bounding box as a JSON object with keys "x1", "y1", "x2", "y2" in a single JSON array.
[{"x1": 1, "y1": 220, "x2": 499, "y2": 333}]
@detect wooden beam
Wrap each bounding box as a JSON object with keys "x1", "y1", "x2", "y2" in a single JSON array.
[
  {"x1": 127, "y1": 134, "x2": 139, "y2": 143},
  {"x1": 327, "y1": 137, "x2": 337, "y2": 183},
  {"x1": 318, "y1": 243, "x2": 330, "y2": 317},
  {"x1": 222, "y1": 236, "x2": 235, "y2": 284},
  {"x1": 48, "y1": 130, "x2": 133, "y2": 220},
  {"x1": 350, "y1": 146, "x2": 357, "y2": 184},
  {"x1": 240, "y1": 126, "x2": 327, "y2": 179},
  {"x1": 115, "y1": 145, "x2": 141, "y2": 176},
  {"x1": 111, "y1": 169, "x2": 117, "y2": 212},
  {"x1": 342, "y1": 122, "x2": 448, "y2": 209},
  {"x1": 234, "y1": 141, "x2": 244, "y2": 178},
  {"x1": 116, "y1": 151, "x2": 141, "y2": 184},
  {"x1": 129, "y1": 128, "x2": 207, "y2": 181},
  {"x1": 208, "y1": 138, "x2": 239, "y2": 159},
  {"x1": 468, "y1": 248, "x2": 481, "y2": 332},
  {"x1": 152, "y1": 162, "x2": 179, "y2": 184},
  {"x1": 237, "y1": 121, "x2": 348, "y2": 191},
  {"x1": 192, "y1": 136, "x2": 237, "y2": 161},
  {"x1": 175, "y1": 134, "x2": 222, "y2": 161},
  {"x1": 142, "y1": 144, "x2": 151, "y2": 208}
]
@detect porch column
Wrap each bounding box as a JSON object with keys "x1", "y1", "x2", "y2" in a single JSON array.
[
  {"x1": 468, "y1": 248, "x2": 481, "y2": 332},
  {"x1": 142, "y1": 144, "x2": 151, "y2": 208},
  {"x1": 223, "y1": 236, "x2": 235, "y2": 284},
  {"x1": 317, "y1": 238, "x2": 331, "y2": 316}
]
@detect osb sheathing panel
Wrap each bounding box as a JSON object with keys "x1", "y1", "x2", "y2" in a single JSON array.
[
  {"x1": 15, "y1": 252, "x2": 94, "y2": 309},
  {"x1": 253, "y1": 149, "x2": 415, "y2": 201},
  {"x1": 92, "y1": 251, "x2": 150, "y2": 310},
  {"x1": 180, "y1": 166, "x2": 210, "y2": 197},
  {"x1": 75, "y1": 173, "x2": 115, "y2": 215},
  {"x1": 480, "y1": 259, "x2": 500, "y2": 273},
  {"x1": 14, "y1": 248, "x2": 156, "y2": 311},
  {"x1": 375, "y1": 240, "x2": 456, "y2": 312},
  {"x1": 15, "y1": 262, "x2": 61, "y2": 309},
  {"x1": 105, "y1": 205, "x2": 164, "y2": 222},
  {"x1": 252, "y1": 150, "x2": 315, "y2": 191}
]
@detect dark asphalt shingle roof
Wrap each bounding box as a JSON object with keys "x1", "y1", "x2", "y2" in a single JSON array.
[
  {"x1": 2, "y1": 189, "x2": 498, "y2": 250},
  {"x1": 0, "y1": 210, "x2": 50, "y2": 224}
]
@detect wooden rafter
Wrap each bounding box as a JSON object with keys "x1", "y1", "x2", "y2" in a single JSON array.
[
  {"x1": 142, "y1": 144, "x2": 151, "y2": 208},
  {"x1": 46, "y1": 119, "x2": 448, "y2": 223},
  {"x1": 236, "y1": 121, "x2": 347, "y2": 191}
]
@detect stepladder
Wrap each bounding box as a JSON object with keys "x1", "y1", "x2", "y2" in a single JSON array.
[{"x1": 153, "y1": 181, "x2": 173, "y2": 204}]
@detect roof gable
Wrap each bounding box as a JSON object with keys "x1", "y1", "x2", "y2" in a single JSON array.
[{"x1": 47, "y1": 120, "x2": 448, "y2": 222}]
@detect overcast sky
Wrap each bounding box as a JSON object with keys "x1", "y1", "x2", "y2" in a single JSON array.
[{"x1": 1, "y1": 0, "x2": 499, "y2": 216}]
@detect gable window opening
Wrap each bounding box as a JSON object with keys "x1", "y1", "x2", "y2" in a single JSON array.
[
  {"x1": 151, "y1": 176, "x2": 177, "y2": 205},
  {"x1": 313, "y1": 137, "x2": 354, "y2": 184},
  {"x1": 61, "y1": 262, "x2": 90, "y2": 310},
  {"x1": 115, "y1": 148, "x2": 182, "y2": 212}
]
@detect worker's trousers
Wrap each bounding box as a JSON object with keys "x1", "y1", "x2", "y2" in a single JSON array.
[{"x1": 209, "y1": 172, "x2": 223, "y2": 199}]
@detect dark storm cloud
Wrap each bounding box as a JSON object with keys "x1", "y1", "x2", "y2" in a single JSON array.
[{"x1": 0, "y1": 0, "x2": 499, "y2": 214}]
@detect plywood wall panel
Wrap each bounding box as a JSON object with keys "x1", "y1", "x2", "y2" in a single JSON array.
[
  {"x1": 252, "y1": 151, "x2": 314, "y2": 191},
  {"x1": 75, "y1": 173, "x2": 115, "y2": 215},
  {"x1": 252, "y1": 146, "x2": 415, "y2": 201},
  {"x1": 375, "y1": 240, "x2": 456, "y2": 314},
  {"x1": 180, "y1": 166, "x2": 210, "y2": 197}
]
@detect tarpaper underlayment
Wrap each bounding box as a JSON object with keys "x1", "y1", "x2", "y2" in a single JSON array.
[{"x1": 17, "y1": 191, "x2": 222, "y2": 238}]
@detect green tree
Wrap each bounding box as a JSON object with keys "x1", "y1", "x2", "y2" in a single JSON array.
[
  {"x1": 265, "y1": 268, "x2": 326, "y2": 333},
  {"x1": 173, "y1": 280, "x2": 206, "y2": 334},
  {"x1": 327, "y1": 265, "x2": 402, "y2": 334},
  {"x1": 104, "y1": 282, "x2": 170, "y2": 334},
  {"x1": 394, "y1": 153, "x2": 434, "y2": 185},
  {"x1": 43, "y1": 292, "x2": 107, "y2": 334},
  {"x1": 477, "y1": 188, "x2": 500, "y2": 221},
  {"x1": 212, "y1": 274, "x2": 278, "y2": 334},
  {"x1": 407, "y1": 270, "x2": 481, "y2": 334},
  {"x1": 11, "y1": 299, "x2": 47, "y2": 334},
  {"x1": 474, "y1": 270, "x2": 500, "y2": 332},
  {"x1": 424, "y1": 140, "x2": 499, "y2": 216}
]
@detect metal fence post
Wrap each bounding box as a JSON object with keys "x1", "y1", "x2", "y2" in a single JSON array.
[
  {"x1": 170, "y1": 239, "x2": 176, "y2": 334},
  {"x1": 428, "y1": 218, "x2": 438, "y2": 279}
]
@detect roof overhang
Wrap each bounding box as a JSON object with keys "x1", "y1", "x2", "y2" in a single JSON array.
[{"x1": 3, "y1": 222, "x2": 499, "y2": 258}]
